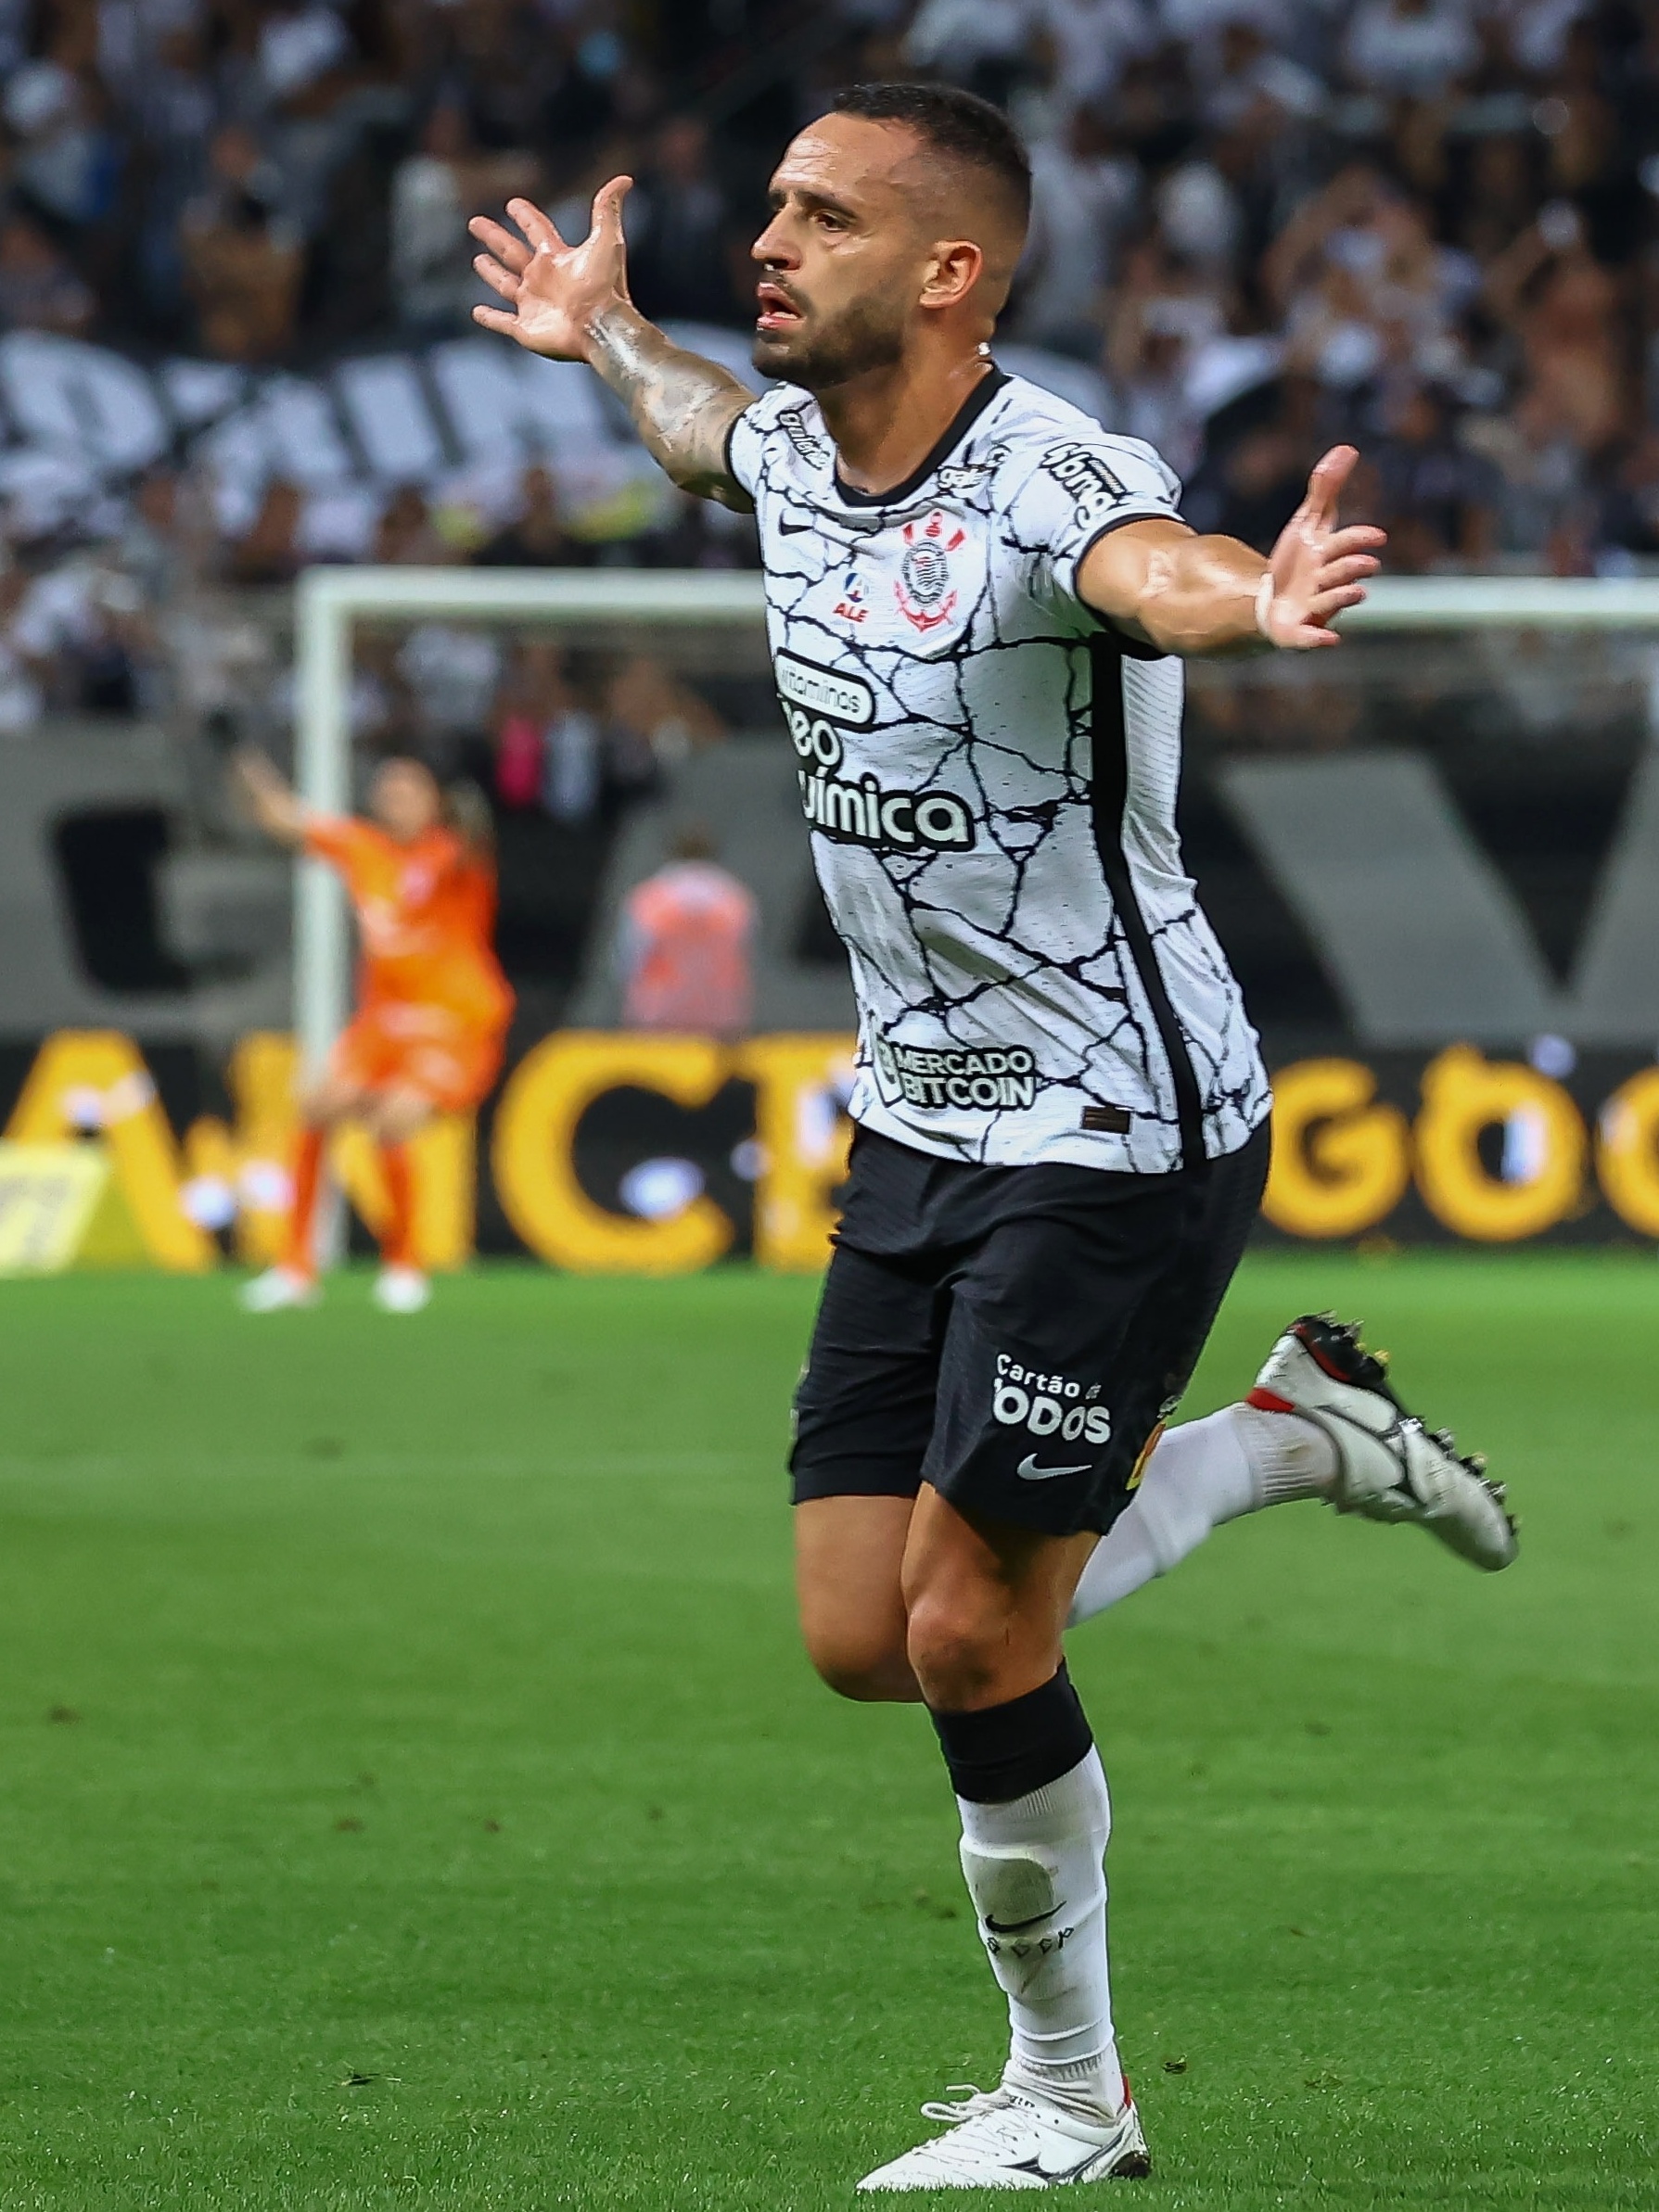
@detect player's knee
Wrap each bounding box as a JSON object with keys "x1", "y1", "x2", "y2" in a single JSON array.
[{"x1": 904, "y1": 1587, "x2": 1010, "y2": 1710}]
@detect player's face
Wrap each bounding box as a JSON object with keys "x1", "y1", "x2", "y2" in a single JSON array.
[
  {"x1": 749, "y1": 117, "x2": 938, "y2": 390},
  {"x1": 370, "y1": 759, "x2": 441, "y2": 842}
]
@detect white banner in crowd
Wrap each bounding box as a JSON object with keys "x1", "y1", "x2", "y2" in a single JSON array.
[{"x1": 0, "y1": 326, "x2": 1125, "y2": 552}]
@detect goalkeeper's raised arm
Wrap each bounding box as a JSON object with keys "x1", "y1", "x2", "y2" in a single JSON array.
[{"x1": 469, "y1": 183, "x2": 755, "y2": 514}]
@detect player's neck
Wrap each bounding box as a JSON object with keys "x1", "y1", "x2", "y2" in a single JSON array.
[{"x1": 820, "y1": 349, "x2": 995, "y2": 499}]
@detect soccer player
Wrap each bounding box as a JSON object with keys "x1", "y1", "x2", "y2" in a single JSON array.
[
  {"x1": 617, "y1": 826, "x2": 758, "y2": 1036},
  {"x1": 235, "y1": 748, "x2": 514, "y2": 1315},
  {"x1": 470, "y1": 84, "x2": 1515, "y2": 2189}
]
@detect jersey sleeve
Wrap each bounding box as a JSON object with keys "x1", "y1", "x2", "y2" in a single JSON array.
[
  {"x1": 724, "y1": 391, "x2": 774, "y2": 502},
  {"x1": 301, "y1": 814, "x2": 372, "y2": 873},
  {"x1": 1007, "y1": 433, "x2": 1185, "y2": 617}
]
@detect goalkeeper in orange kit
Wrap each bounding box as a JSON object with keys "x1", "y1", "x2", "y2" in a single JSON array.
[{"x1": 234, "y1": 747, "x2": 514, "y2": 1313}]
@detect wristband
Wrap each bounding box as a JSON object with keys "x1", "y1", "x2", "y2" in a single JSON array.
[{"x1": 1254, "y1": 570, "x2": 1276, "y2": 642}]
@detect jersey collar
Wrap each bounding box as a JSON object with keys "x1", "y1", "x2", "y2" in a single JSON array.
[{"x1": 831, "y1": 367, "x2": 1011, "y2": 509}]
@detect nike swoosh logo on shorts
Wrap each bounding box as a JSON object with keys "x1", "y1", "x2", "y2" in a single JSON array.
[{"x1": 1016, "y1": 1455, "x2": 1092, "y2": 1481}]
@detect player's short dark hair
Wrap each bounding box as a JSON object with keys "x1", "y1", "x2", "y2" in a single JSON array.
[{"x1": 825, "y1": 82, "x2": 1031, "y2": 233}]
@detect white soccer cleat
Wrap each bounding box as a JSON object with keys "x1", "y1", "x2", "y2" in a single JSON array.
[
  {"x1": 239, "y1": 1266, "x2": 320, "y2": 1314},
  {"x1": 372, "y1": 1265, "x2": 431, "y2": 1315},
  {"x1": 857, "y1": 2082, "x2": 1151, "y2": 2191},
  {"x1": 1250, "y1": 1314, "x2": 1517, "y2": 1572}
]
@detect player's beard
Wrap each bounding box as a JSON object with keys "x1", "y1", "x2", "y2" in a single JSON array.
[{"x1": 751, "y1": 288, "x2": 907, "y2": 391}]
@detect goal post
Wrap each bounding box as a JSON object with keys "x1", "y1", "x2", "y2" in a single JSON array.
[{"x1": 291, "y1": 565, "x2": 769, "y2": 1080}]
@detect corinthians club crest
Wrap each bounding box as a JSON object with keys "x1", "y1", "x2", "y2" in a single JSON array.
[{"x1": 895, "y1": 511, "x2": 965, "y2": 633}]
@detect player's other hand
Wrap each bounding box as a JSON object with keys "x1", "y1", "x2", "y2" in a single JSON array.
[
  {"x1": 469, "y1": 180, "x2": 633, "y2": 362},
  {"x1": 1260, "y1": 445, "x2": 1385, "y2": 650}
]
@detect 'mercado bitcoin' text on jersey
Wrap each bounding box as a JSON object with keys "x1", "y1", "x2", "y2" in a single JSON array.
[{"x1": 726, "y1": 367, "x2": 1270, "y2": 1175}]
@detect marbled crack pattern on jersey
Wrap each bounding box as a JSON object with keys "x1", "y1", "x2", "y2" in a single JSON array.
[{"x1": 728, "y1": 373, "x2": 1271, "y2": 1173}]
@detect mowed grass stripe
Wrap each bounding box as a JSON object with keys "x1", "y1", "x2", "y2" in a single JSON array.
[{"x1": 0, "y1": 1261, "x2": 1653, "y2": 2209}]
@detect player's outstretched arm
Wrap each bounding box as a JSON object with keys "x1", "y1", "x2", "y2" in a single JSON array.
[
  {"x1": 232, "y1": 746, "x2": 308, "y2": 848},
  {"x1": 1078, "y1": 445, "x2": 1385, "y2": 657},
  {"x1": 469, "y1": 184, "x2": 754, "y2": 513}
]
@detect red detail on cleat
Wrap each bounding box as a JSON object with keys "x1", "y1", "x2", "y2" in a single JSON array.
[
  {"x1": 1291, "y1": 1321, "x2": 1353, "y2": 1381},
  {"x1": 1246, "y1": 1387, "x2": 1297, "y2": 1413}
]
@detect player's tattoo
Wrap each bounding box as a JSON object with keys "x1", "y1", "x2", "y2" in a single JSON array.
[{"x1": 587, "y1": 306, "x2": 755, "y2": 514}]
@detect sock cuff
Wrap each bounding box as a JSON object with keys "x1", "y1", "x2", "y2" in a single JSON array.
[{"x1": 929, "y1": 1664, "x2": 1094, "y2": 1805}]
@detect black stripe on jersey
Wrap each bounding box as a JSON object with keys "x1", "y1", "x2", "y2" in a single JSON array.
[
  {"x1": 833, "y1": 369, "x2": 1010, "y2": 508},
  {"x1": 1089, "y1": 636, "x2": 1206, "y2": 1175}
]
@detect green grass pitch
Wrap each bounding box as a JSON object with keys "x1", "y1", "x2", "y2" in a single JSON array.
[{"x1": 0, "y1": 1255, "x2": 1654, "y2": 2210}]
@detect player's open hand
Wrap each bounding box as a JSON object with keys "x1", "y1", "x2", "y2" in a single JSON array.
[
  {"x1": 1260, "y1": 446, "x2": 1385, "y2": 650},
  {"x1": 469, "y1": 180, "x2": 633, "y2": 362}
]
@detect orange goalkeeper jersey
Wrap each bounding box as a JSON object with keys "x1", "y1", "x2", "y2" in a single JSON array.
[{"x1": 304, "y1": 816, "x2": 514, "y2": 1033}]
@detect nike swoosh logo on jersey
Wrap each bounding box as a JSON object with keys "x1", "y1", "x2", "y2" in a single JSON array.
[
  {"x1": 777, "y1": 515, "x2": 818, "y2": 533},
  {"x1": 1016, "y1": 1455, "x2": 1092, "y2": 1481}
]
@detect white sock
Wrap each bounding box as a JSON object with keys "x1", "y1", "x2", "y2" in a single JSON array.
[
  {"x1": 1067, "y1": 1404, "x2": 1339, "y2": 1627},
  {"x1": 956, "y1": 1748, "x2": 1123, "y2": 2123}
]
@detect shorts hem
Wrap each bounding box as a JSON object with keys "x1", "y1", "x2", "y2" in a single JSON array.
[{"x1": 789, "y1": 1456, "x2": 923, "y2": 1506}]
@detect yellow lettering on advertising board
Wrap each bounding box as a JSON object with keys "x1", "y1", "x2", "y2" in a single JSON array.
[
  {"x1": 1594, "y1": 1066, "x2": 1659, "y2": 1237},
  {"x1": 1261, "y1": 1058, "x2": 1411, "y2": 1239},
  {"x1": 4, "y1": 1032, "x2": 212, "y2": 1270},
  {"x1": 491, "y1": 1032, "x2": 735, "y2": 1274},
  {"x1": 734, "y1": 1035, "x2": 855, "y2": 1271},
  {"x1": 1414, "y1": 1045, "x2": 1585, "y2": 1241}
]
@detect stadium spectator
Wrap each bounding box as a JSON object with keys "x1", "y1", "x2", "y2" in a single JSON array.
[
  {"x1": 181, "y1": 125, "x2": 305, "y2": 362},
  {"x1": 1342, "y1": 0, "x2": 1480, "y2": 100},
  {"x1": 604, "y1": 653, "x2": 726, "y2": 769},
  {"x1": 228, "y1": 482, "x2": 305, "y2": 586},
  {"x1": 494, "y1": 639, "x2": 603, "y2": 822},
  {"x1": 1367, "y1": 379, "x2": 1497, "y2": 567},
  {"x1": 10, "y1": 553, "x2": 151, "y2": 716},
  {"x1": 0, "y1": 558, "x2": 45, "y2": 732},
  {"x1": 0, "y1": 210, "x2": 96, "y2": 334},
  {"x1": 617, "y1": 825, "x2": 757, "y2": 1037},
  {"x1": 4, "y1": 58, "x2": 117, "y2": 239},
  {"x1": 373, "y1": 487, "x2": 453, "y2": 566},
  {"x1": 626, "y1": 116, "x2": 745, "y2": 326},
  {"x1": 390, "y1": 98, "x2": 541, "y2": 334},
  {"x1": 474, "y1": 465, "x2": 590, "y2": 567},
  {"x1": 1483, "y1": 201, "x2": 1631, "y2": 453},
  {"x1": 1014, "y1": 104, "x2": 1139, "y2": 356},
  {"x1": 3, "y1": 0, "x2": 1659, "y2": 631},
  {"x1": 1599, "y1": 426, "x2": 1659, "y2": 558}
]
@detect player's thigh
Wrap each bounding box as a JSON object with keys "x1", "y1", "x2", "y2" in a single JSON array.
[
  {"x1": 380, "y1": 1025, "x2": 505, "y2": 1128},
  {"x1": 323, "y1": 1013, "x2": 396, "y2": 1114},
  {"x1": 301, "y1": 1072, "x2": 371, "y2": 1126},
  {"x1": 790, "y1": 1242, "x2": 944, "y2": 1506},
  {"x1": 921, "y1": 1126, "x2": 1270, "y2": 1544},
  {"x1": 794, "y1": 1494, "x2": 919, "y2": 1702},
  {"x1": 367, "y1": 1083, "x2": 440, "y2": 1144},
  {"x1": 790, "y1": 1241, "x2": 943, "y2": 1678}
]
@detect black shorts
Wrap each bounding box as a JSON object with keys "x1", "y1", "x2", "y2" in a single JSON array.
[{"x1": 789, "y1": 1119, "x2": 1271, "y2": 1539}]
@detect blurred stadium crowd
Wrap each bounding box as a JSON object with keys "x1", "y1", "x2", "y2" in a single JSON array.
[{"x1": 4, "y1": 0, "x2": 1659, "y2": 740}]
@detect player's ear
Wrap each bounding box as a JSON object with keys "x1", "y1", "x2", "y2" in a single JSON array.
[{"x1": 920, "y1": 238, "x2": 983, "y2": 312}]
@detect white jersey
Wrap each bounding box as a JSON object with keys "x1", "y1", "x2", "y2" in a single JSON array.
[{"x1": 726, "y1": 368, "x2": 1270, "y2": 1175}]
